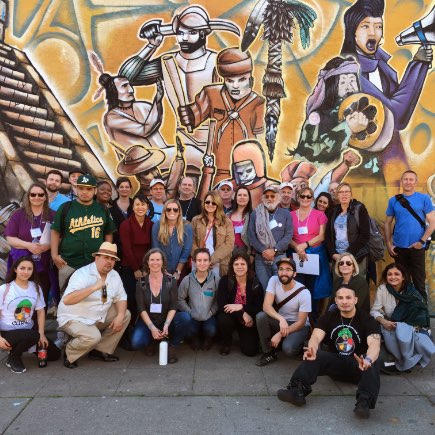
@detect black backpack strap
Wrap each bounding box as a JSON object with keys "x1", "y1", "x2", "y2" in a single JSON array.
[
  {"x1": 395, "y1": 194, "x2": 426, "y2": 230},
  {"x1": 274, "y1": 286, "x2": 307, "y2": 311}
]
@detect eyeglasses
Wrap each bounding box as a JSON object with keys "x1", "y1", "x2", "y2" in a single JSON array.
[
  {"x1": 338, "y1": 190, "x2": 351, "y2": 195},
  {"x1": 166, "y1": 207, "x2": 179, "y2": 212},
  {"x1": 205, "y1": 200, "x2": 217, "y2": 206},
  {"x1": 29, "y1": 193, "x2": 45, "y2": 198},
  {"x1": 299, "y1": 195, "x2": 313, "y2": 200},
  {"x1": 338, "y1": 260, "x2": 353, "y2": 266}
]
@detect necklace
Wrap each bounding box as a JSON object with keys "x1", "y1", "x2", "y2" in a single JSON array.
[{"x1": 340, "y1": 314, "x2": 354, "y2": 327}]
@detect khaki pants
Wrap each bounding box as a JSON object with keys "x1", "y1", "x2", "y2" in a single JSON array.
[
  {"x1": 60, "y1": 305, "x2": 131, "y2": 363},
  {"x1": 58, "y1": 264, "x2": 76, "y2": 294}
]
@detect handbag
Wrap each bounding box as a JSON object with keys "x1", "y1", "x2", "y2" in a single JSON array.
[{"x1": 395, "y1": 194, "x2": 432, "y2": 250}]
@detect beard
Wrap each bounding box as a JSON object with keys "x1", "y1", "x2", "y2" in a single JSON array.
[
  {"x1": 278, "y1": 274, "x2": 293, "y2": 285},
  {"x1": 264, "y1": 197, "x2": 281, "y2": 211},
  {"x1": 46, "y1": 185, "x2": 58, "y2": 193},
  {"x1": 179, "y1": 36, "x2": 206, "y2": 54}
]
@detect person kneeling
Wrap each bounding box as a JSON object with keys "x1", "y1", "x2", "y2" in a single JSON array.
[
  {"x1": 277, "y1": 286, "x2": 381, "y2": 419},
  {"x1": 256, "y1": 258, "x2": 311, "y2": 366},
  {"x1": 175, "y1": 248, "x2": 219, "y2": 351},
  {"x1": 57, "y1": 243, "x2": 131, "y2": 368}
]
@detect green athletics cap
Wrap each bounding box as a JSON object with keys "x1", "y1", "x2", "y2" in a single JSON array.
[{"x1": 77, "y1": 174, "x2": 97, "y2": 187}]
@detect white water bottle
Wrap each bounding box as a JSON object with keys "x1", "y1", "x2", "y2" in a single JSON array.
[{"x1": 159, "y1": 340, "x2": 168, "y2": 366}]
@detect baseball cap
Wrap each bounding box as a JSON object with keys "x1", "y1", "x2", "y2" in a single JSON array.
[
  {"x1": 69, "y1": 169, "x2": 85, "y2": 176},
  {"x1": 279, "y1": 182, "x2": 293, "y2": 190},
  {"x1": 150, "y1": 178, "x2": 166, "y2": 189},
  {"x1": 276, "y1": 257, "x2": 296, "y2": 270},
  {"x1": 218, "y1": 181, "x2": 233, "y2": 190},
  {"x1": 77, "y1": 174, "x2": 97, "y2": 187},
  {"x1": 263, "y1": 185, "x2": 279, "y2": 194}
]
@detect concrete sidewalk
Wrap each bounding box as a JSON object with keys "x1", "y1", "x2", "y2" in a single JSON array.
[{"x1": 0, "y1": 328, "x2": 434, "y2": 434}]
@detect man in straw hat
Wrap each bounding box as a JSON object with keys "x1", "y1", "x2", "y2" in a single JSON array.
[
  {"x1": 57, "y1": 242, "x2": 131, "y2": 368},
  {"x1": 179, "y1": 47, "x2": 265, "y2": 183}
]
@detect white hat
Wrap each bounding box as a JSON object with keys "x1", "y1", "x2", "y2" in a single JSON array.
[
  {"x1": 279, "y1": 182, "x2": 293, "y2": 190},
  {"x1": 218, "y1": 180, "x2": 233, "y2": 190},
  {"x1": 92, "y1": 242, "x2": 120, "y2": 261},
  {"x1": 150, "y1": 178, "x2": 166, "y2": 188}
]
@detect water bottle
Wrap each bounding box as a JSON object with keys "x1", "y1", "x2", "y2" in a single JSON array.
[
  {"x1": 38, "y1": 345, "x2": 47, "y2": 368},
  {"x1": 31, "y1": 237, "x2": 41, "y2": 261},
  {"x1": 159, "y1": 340, "x2": 168, "y2": 366}
]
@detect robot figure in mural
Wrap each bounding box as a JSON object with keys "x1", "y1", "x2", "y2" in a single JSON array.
[
  {"x1": 178, "y1": 47, "x2": 265, "y2": 185},
  {"x1": 119, "y1": 5, "x2": 240, "y2": 170},
  {"x1": 340, "y1": 0, "x2": 433, "y2": 178},
  {"x1": 289, "y1": 55, "x2": 393, "y2": 190}
]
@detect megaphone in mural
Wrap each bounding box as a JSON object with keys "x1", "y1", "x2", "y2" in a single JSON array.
[{"x1": 396, "y1": 6, "x2": 434, "y2": 46}]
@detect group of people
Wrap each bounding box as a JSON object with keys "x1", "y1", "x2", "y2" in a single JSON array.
[{"x1": 0, "y1": 167, "x2": 434, "y2": 420}]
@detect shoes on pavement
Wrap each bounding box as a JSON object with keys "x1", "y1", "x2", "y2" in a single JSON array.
[
  {"x1": 203, "y1": 336, "x2": 213, "y2": 351},
  {"x1": 6, "y1": 353, "x2": 26, "y2": 373},
  {"x1": 168, "y1": 345, "x2": 178, "y2": 364},
  {"x1": 63, "y1": 352, "x2": 78, "y2": 369},
  {"x1": 353, "y1": 397, "x2": 370, "y2": 419},
  {"x1": 277, "y1": 381, "x2": 306, "y2": 406},
  {"x1": 255, "y1": 350, "x2": 277, "y2": 367},
  {"x1": 220, "y1": 345, "x2": 231, "y2": 356},
  {"x1": 190, "y1": 336, "x2": 201, "y2": 351},
  {"x1": 88, "y1": 349, "x2": 120, "y2": 362}
]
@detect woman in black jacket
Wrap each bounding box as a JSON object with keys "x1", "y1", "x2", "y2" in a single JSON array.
[
  {"x1": 217, "y1": 250, "x2": 263, "y2": 356},
  {"x1": 325, "y1": 182, "x2": 370, "y2": 277}
]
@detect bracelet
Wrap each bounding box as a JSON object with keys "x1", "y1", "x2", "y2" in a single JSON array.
[
  {"x1": 164, "y1": 321, "x2": 170, "y2": 325},
  {"x1": 364, "y1": 355, "x2": 373, "y2": 365}
]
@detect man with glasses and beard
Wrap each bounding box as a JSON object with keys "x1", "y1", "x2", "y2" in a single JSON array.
[
  {"x1": 255, "y1": 257, "x2": 311, "y2": 366},
  {"x1": 277, "y1": 286, "x2": 381, "y2": 420},
  {"x1": 247, "y1": 185, "x2": 293, "y2": 291}
]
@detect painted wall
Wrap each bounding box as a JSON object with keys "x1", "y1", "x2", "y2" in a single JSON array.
[{"x1": 1, "y1": 0, "x2": 434, "y2": 304}]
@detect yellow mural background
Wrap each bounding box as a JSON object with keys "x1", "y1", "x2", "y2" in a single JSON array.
[{"x1": 5, "y1": 0, "x2": 435, "y2": 304}]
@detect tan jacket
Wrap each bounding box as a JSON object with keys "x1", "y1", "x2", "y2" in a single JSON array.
[{"x1": 191, "y1": 215, "x2": 235, "y2": 276}]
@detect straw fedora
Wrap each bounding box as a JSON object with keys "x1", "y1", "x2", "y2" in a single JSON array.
[
  {"x1": 92, "y1": 242, "x2": 120, "y2": 261},
  {"x1": 117, "y1": 145, "x2": 166, "y2": 176}
]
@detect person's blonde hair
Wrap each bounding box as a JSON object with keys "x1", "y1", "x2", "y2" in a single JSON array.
[
  {"x1": 158, "y1": 199, "x2": 184, "y2": 246},
  {"x1": 334, "y1": 252, "x2": 359, "y2": 276},
  {"x1": 200, "y1": 191, "x2": 227, "y2": 226}
]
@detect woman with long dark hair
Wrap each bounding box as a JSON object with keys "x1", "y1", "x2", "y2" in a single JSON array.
[
  {"x1": 227, "y1": 187, "x2": 252, "y2": 252},
  {"x1": 0, "y1": 257, "x2": 60, "y2": 373},
  {"x1": 191, "y1": 191, "x2": 234, "y2": 277},
  {"x1": 314, "y1": 191, "x2": 333, "y2": 218},
  {"x1": 5, "y1": 182, "x2": 55, "y2": 304},
  {"x1": 217, "y1": 250, "x2": 263, "y2": 356},
  {"x1": 110, "y1": 177, "x2": 134, "y2": 232}
]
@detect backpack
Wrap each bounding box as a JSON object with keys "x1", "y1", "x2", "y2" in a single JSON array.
[{"x1": 354, "y1": 203, "x2": 385, "y2": 262}]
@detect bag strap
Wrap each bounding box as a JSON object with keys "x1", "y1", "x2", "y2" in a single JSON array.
[
  {"x1": 395, "y1": 194, "x2": 426, "y2": 230},
  {"x1": 275, "y1": 286, "x2": 306, "y2": 311}
]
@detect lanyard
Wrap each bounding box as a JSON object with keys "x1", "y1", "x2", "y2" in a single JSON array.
[
  {"x1": 150, "y1": 284, "x2": 162, "y2": 305},
  {"x1": 297, "y1": 208, "x2": 312, "y2": 227}
]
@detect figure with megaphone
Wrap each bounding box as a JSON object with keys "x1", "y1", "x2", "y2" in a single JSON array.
[{"x1": 340, "y1": 0, "x2": 433, "y2": 181}]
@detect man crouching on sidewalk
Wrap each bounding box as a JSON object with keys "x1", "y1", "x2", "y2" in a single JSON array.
[{"x1": 277, "y1": 286, "x2": 381, "y2": 419}]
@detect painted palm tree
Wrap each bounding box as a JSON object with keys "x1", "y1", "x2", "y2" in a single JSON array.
[{"x1": 242, "y1": 0, "x2": 317, "y2": 161}]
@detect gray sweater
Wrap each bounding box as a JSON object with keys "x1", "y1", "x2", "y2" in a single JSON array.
[{"x1": 178, "y1": 271, "x2": 219, "y2": 321}]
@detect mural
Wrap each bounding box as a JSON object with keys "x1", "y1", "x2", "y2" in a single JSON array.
[{"x1": 0, "y1": 0, "x2": 434, "y2": 304}]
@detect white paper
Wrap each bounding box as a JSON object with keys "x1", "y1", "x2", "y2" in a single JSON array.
[
  {"x1": 292, "y1": 253, "x2": 320, "y2": 275},
  {"x1": 39, "y1": 223, "x2": 51, "y2": 244}
]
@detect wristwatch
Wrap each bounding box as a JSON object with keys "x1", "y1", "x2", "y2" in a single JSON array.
[
  {"x1": 364, "y1": 355, "x2": 373, "y2": 365},
  {"x1": 418, "y1": 239, "x2": 425, "y2": 245}
]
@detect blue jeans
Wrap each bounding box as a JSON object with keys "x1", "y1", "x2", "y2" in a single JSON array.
[
  {"x1": 254, "y1": 253, "x2": 285, "y2": 291},
  {"x1": 175, "y1": 311, "x2": 217, "y2": 338},
  {"x1": 131, "y1": 316, "x2": 186, "y2": 349}
]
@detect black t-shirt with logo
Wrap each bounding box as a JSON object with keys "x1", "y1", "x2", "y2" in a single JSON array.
[{"x1": 316, "y1": 309, "x2": 380, "y2": 356}]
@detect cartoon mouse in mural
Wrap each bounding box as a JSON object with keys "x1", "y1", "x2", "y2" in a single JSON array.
[
  {"x1": 119, "y1": 5, "x2": 240, "y2": 159},
  {"x1": 178, "y1": 47, "x2": 265, "y2": 184},
  {"x1": 340, "y1": 0, "x2": 433, "y2": 176}
]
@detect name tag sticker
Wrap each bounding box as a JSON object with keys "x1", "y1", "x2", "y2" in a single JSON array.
[
  {"x1": 269, "y1": 219, "x2": 278, "y2": 230},
  {"x1": 150, "y1": 303, "x2": 162, "y2": 313},
  {"x1": 30, "y1": 228, "x2": 42, "y2": 238},
  {"x1": 234, "y1": 226, "x2": 243, "y2": 234},
  {"x1": 298, "y1": 226, "x2": 308, "y2": 235}
]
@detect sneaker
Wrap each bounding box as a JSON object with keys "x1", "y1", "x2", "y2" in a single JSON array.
[
  {"x1": 255, "y1": 351, "x2": 278, "y2": 367},
  {"x1": 353, "y1": 398, "x2": 370, "y2": 419},
  {"x1": 277, "y1": 381, "x2": 306, "y2": 406},
  {"x1": 88, "y1": 349, "x2": 120, "y2": 362},
  {"x1": 190, "y1": 336, "x2": 201, "y2": 351},
  {"x1": 63, "y1": 351, "x2": 78, "y2": 369},
  {"x1": 220, "y1": 345, "x2": 231, "y2": 356},
  {"x1": 6, "y1": 354, "x2": 26, "y2": 373},
  {"x1": 168, "y1": 345, "x2": 178, "y2": 364},
  {"x1": 203, "y1": 336, "x2": 213, "y2": 351}
]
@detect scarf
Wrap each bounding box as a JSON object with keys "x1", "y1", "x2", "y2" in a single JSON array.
[
  {"x1": 255, "y1": 204, "x2": 276, "y2": 251},
  {"x1": 387, "y1": 282, "x2": 430, "y2": 328}
]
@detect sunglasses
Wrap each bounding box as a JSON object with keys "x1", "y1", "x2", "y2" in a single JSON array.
[
  {"x1": 205, "y1": 200, "x2": 217, "y2": 206},
  {"x1": 166, "y1": 207, "x2": 179, "y2": 212},
  {"x1": 338, "y1": 260, "x2": 353, "y2": 266},
  {"x1": 29, "y1": 193, "x2": 45, "y2": 198},
  {"x1": 338, "y1": 191, "x2": 351, "y2": 195},
  {"x1": 299, "y1": 195, "x2": 313, "y2": 200}
]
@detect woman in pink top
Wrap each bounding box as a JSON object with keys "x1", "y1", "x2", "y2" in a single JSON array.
[
  {"x1": 289, "y1": 187, "x2": 332, "y2": 315},
  {"x1": 228, "y1": 187, "x2": 252, "y2": 252}
]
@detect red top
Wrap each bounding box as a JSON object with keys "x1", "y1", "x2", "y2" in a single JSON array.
[{"x1": 119, "y1": 214, "x2": 153, "y2": 271}]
